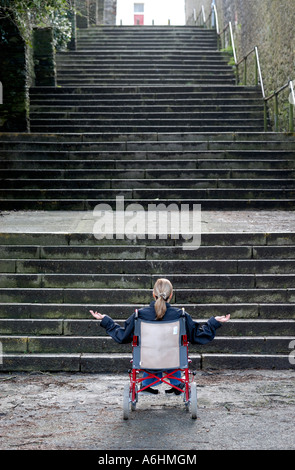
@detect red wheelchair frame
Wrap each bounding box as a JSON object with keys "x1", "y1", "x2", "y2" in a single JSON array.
[{"x1": 123, "y1": 310, "x2": 198, "y2": 420}]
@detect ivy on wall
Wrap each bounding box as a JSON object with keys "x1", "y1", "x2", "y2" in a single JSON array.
[{"x1": 0, "y1": 0, "x2": 74, "y2": 50}]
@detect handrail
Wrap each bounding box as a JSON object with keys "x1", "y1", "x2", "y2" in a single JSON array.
[
  {"x1": 202, "y1": 4, "x2": 219, "y2": 34},
  {"x1": 236, "y1": 46, "x2": 265, "y2": 98},
  {"x1": 195, "y1": 4, "x2": 295, "y2": 132},
  {"x1": 194, "y1": 6, "x2": 206, "y2": 26},
  {"x1": 218, "y1": 22, "x2": 237, "y2": 65},
  {"x1": 264, "y1": 80, "x2": 295, "y2": 132}
]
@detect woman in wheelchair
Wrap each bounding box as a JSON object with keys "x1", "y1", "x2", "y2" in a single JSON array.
[{"x1": 90, "y1": 278, "x2": 230, "y2": 395}]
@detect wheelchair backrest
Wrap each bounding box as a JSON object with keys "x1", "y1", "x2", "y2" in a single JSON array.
[{"x1": 132, "y1": 316, "x2": 188, "y2": 370}]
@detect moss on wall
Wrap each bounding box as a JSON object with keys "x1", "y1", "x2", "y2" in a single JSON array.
[
  {"x1": 0, "y1": 12, "x2": 30, "y2": 132},
  {"x1": 186, "y1": 0, "x2": 295, "y2": 131}
]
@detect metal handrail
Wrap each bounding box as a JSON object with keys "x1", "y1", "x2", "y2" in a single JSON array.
[
  {"x1": 194, "y1": 6, "x2": 206, "y2": 26},
  {"x1": 195, "y1": 4, "x2": 295, "y2": 132},
  {"x1": 218, "y1": 22, "x2": 237, "y2": 65},
  {"x1": 236, "y1": 46, "x2": 265, "y2": 98},
  {"x1": 264, "y1": 80, "x2": 295, "y2": 132},
  {"x1": 203, "y1": 4, "x2": 219, "y2": 34}
]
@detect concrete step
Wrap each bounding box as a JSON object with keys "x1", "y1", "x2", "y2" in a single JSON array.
[
  {"x1": 2, "y1": 256, "x2": 295, "y2": 274},
  {"x1": 1, "y1": 200, "x2": 295, "y2": 210},
  {"x1": 29, "y1": 85, "x2": 261, "y2": 95},
  {"x1": 1, "y1": 334, "x2": 293, "y2": 355},
  {"x1": 1, "y1": 318, "x2": 294, "y2": 336},
  {"x1": 0, "y1": 287, "x2": 294, "y2": 304},
  {"x1": 56, "y1": 64, "x2": 233, "y2": 71},
  {"x1": 1, "y1": 139, "x2": 295, "y2": 151},
  {"x1": 0, "y1": 353, "x2": 292, "y2": 372},
  {"x1": 1, "y1": 273, "x2": 295, "y2": 289},
  {"x1": 2, "y1": 158, "x2": 292, "y2": 170},
  {"x1": 1, "y1": 189, "x2": 294, "y2": 202},
  {"x1": 1, "y1": 150, "x2": 293, "y2": 161},
  {"x1": 29, "y1": 111, "x2": 264, "y2": 121},
  {"x1": 29, "y1": 104, "x2": 263, "y2": 113},
  {"x1": 30, "y1": 125, "x2": 266, "y2": 134},
  {"x1": 2, "y1": 168, "x2": 294, "y2": 179},
  {"x1": 0, "y1": 303, "x2": 294, "y2": 320},
  {"x1": 56, "y1": 78, "x2": 236, "y2": 86},
  {"x1": 2, "y1": 179, "x2": 294, "y2": 191}
]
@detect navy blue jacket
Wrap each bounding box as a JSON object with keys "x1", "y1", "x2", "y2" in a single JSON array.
[{"x1": 100, "y1": 301, "x2": 221, "y2": 345}]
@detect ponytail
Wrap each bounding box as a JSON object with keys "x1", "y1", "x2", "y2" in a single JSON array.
[{"x1": 153, "y1": 278, "x2": 173, "y2": 320}]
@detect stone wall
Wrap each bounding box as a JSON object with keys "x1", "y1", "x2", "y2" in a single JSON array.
[
  {"x1": 33, "y1": 28, "x2": 56, "y2": 87},
  {"x1": 77, "y1": 0, "x2": 116, "y2": 26},
  {"x1": 0, "y1": 12, "x2": 30, "y2": 132},
  {"x1": 185, "y1": 0, "x2": 295, "y2": 130}
]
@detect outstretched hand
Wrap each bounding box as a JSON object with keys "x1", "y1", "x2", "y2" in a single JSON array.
[
  {"x1": 215, "y1": 314, "x2": 231, "y2": 323},
  {"x1": 90, "y1": 310, "x2": 105, "y2": 320}
]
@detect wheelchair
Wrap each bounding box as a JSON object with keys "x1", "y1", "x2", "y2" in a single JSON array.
[{"x1": 123, "y1": 309, "x2": 198, "y2": 420}]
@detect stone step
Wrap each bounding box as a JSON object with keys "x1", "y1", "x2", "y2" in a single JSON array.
[
  {"x1": 56, "y1": 64, "x2": 233, "y2": 71},
  {"x1": 2, "y1": 257, "x2": 295, "y2": 274},
  {"x1": 55, "y1": 58, "x2": 230, "y2": 67},
  {"x1": 0, "y1": 353, "x2": 293, "y2": 372},
  {"x1": 0, "y1": 302, "x2": 294, "y2": 320},
  {"x1": 1, "y1": 287, "x2": 294, "y2": 304},
  {"x1": 29, "y1": 104, "x2": 263, "y2": 113},
  {"x1": 1, "y1": 318, "x2": 294, "y2": 336},
  {"x1": 30, "y1": 111, "x2": 263, "y2": 121},
  {"x1": 0, "y1": 244, "x2": 257, "y2": 259},
  {"x1": 29, "y1": 99, "x2": 266, "y2": 108},
  {"x1": 3, "y1": 179, "x2": 294, "y2": 190},
  {"x1": 2, "y1": 168, "x2": 293, "y2": 179},
  {"x1": 2, "y1": 158, "x2": 292, "y2": 170},
  {"x1": 29, "y1": 127, "x2": 267, "y2": 134},
  {"x1": 1, "y1": 140, "x2": 295, "y2": 152},
  {"x1": 0, "y1": 244, "x2": 294, "y2": 259},
  {"x1": 31, "y1": 118, "x2": 263, "y2": 132},
  {"x1": 56, "y1": 50, "x2": 225, "y2": 57},
  {"x1": 76, "y1": 32, "x2": 218, "y2": 38},
  {"x1": 1, "y1": 273, "x2": 295, "y2": 289},
  {"x1": 1, "y1": 189, "x2": 294, "y2": 202},
  {"x1": 56, "y1": 72, "x2": 235, "y2": 79},
  {"x1": 1, "y1": 231, "x2": 293, "y2": 246},
  {"x1": 29, "y1": 85, "x2": 261, "y2": 94},
  {"x1": 56, "y1": 78, "x2": 236, "y2": 86},
  {"x1": 0, "y1": 334, "x2": 293, "y2": 355},
  {"x1": 1, "y1": 199, "x2": 295, "y2": 211},
  {"x1": 77, "y1": 38, "x2": 217, "y2": 47},
  {"x1": 1, "y1": 150, "x2": 292, "y2": 161}
]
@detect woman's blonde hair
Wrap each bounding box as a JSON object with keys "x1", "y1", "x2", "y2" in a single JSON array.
[{"x1": 153, "y1": 278, "x2": 173, "y2": 320}]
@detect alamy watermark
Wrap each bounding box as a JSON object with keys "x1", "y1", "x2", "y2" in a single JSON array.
[
  {"x1": 289, "y1": 340, "x2": 295, "y2": 366},
  {"x1": 93, "y1": 197, "x2": 201, "y2": 250},
  {"x1": 0, "y1": 341, "x2": 3, "y2": 365},
  {"x1": 0, "y1": 81, "x2": 2, "y2": 105}
]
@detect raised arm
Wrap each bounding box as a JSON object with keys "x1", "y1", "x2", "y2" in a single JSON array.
[
  {"x1": 90, "y1": 310, "x2": 135, "y2": 344},
  {"x1": 185, "y1": 314, "x2": 230, "y2": 345}
]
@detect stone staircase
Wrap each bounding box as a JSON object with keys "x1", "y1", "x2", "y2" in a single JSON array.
[
  {"x1": 29, "y1": 26, "x2": 264, "y2": 133},
  {"x1": 0, "y1": 25, "x2": 294, "y2": 372},
  {"x1": 0, "y1": 231, "x2": 294, "y2": 371}
]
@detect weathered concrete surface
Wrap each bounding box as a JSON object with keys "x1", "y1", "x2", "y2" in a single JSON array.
[
  {"x1": 0, "y1": 370, "x2": 294, "y2": 450},
  {"x1": 1, "y1": 210, "x2": 295, "y2": 233}
]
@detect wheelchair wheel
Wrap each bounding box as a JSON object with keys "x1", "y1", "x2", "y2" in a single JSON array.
[
  {"x1": 131, "y1": 385, "x2": 137, "y2": 411},
  {"x1": 190, "y1": 382, "x2": 197, "y2": 419},
  {"x1": 123, "y1": 383, "x2": 130, "y2": 420}
]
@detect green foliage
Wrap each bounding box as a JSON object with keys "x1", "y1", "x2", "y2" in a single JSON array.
[{"x1": 1, "y1": 0, "x2": 74, "y2": 50}]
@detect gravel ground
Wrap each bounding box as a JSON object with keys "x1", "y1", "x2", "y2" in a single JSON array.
[{"x1": 0, "y1": 370, "x2": 294, "y2": 451}]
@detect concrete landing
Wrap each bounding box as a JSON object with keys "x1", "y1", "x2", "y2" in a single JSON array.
[{"x1": 1, "y1": 211, "x2": 295, "y2": 233}]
